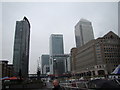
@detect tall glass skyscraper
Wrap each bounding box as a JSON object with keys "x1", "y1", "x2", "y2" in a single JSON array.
[
  {"x1": 49, "y1": 34, "x2": 64, "y2": 55},
  {"x1": 13, "y1": 17, "x2": 30, "y2": 78},
  {"x1": 49, "y1": 34, "x2": 65, "y2": 75},
  {"x1": 41, "y1": 54, "x2": 49, "y2": 74},
  {"x1": 75, "y1": 19, "x2": 94, "y2": 48}
]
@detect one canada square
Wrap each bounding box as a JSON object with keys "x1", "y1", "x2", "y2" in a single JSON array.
[
  {"x1": 13, "y1": 17, "x2": 30, "y2": 78},
  {"x1": 75, "y1": 19, "x2": 94, "y2": 48}
]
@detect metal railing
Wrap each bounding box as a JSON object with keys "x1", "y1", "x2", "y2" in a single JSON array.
[{"x1": 60, "y1": 82, "x2": 88, "y2": 90}]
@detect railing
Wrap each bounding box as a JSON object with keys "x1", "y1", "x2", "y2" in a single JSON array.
[{"x1": 60, "y1": 82, "x2": 88, "y2": 90}]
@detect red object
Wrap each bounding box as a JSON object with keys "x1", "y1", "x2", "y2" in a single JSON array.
[{"x1": 3, "y1": 77, "x2": 19, "y2": 80}]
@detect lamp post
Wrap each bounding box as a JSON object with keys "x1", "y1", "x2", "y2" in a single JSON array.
[
  {"x1": 53, "y1": 59, "x2": 57, "y2": 78},
  {"x1": 66, "y1": 58, "x2": 68, "y2": 73}
]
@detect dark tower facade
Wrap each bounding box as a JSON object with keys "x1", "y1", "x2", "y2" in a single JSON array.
[{"x1": 13, "y1": 17, "x2": 30, "y2": 78}]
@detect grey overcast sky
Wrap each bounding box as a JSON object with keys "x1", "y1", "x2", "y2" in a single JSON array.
[{"x1": 1, "y1": 2, "x2": 118, "y2": 74}]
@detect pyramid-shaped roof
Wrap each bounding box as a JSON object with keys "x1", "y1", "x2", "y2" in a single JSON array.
[
  {"x1": 103, "y1": 31, "x2": 119, "y2": 38},
  {"x1": 80, "y1": 18, "x2": 91, "y2": 22}
]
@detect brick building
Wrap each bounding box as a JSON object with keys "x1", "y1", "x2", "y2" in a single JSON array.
[{"x1": 72, "y1": 31, "x2": 120, "y2": 77}]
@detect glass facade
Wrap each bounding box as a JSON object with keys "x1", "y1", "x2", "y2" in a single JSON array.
[
  {"x1": 49, "y1": 34, "x2": 65, "y2": 75},
  {"x1": 41, "y1": 54, "x2": 49, "y2": 74},
  {"x1": 49, "y1": 34, "x2": 64, "y2": 56},
  {"x1": 13, "y1": 17, "x2": 30, "y2": 78},
  {"x1": 75, "y1": 19, "x2": 94, "y2": 48},
  {"x1": 52, "y1": 55, "x2": 69, "y2": 75}
]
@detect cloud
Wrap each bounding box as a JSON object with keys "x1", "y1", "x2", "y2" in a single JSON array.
[{"x1": 2, "y1": 2, "x2": 118, "y2": 73}]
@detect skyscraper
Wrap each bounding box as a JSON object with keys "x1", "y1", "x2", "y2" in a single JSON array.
[
  {"x1": 13, "y1": 17, "x2": 30, "y2": 78},
  {"x1": 49, "y1": 34, "x2": 64, "y2": 55},
  {"x1": 41, "y1": 54, "x2": 49, "y2": 74},
  {"x1": 49, "y1": 34, "x2": 65, "y2": 75},
  {"x1": 75, "y1": 18, "x2": 94, "y2": 48}
]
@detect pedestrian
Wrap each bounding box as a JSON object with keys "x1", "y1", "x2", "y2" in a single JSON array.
[{"x1": 52, "y1": 79, "x2": 65, "y2": 90}]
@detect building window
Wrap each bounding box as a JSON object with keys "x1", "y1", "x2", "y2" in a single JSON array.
[{"x1": 110, "y1": 35, "x2": 113, "y2": 39}]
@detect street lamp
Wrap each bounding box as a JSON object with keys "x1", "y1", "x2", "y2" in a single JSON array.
[
  {"x1": 65, "y1": 58, "x2": 68, "y2": 73},
  {"x1": 53, "y1": 59, "x2": 57, "y2": 77}
]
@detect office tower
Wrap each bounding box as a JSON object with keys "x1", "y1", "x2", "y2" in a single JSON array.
[
  {"x1": 64, "y1": 55, "x2": 71, "y2": 72},
  {"x1": 75, "y1": 18, "x2": 94, "y2": 48},
  {"x1": 41, "y1": 54, "x2": 50, "y2": 74},
  {"x1": 13, "y1": 17, "x2": 30, "y2": 78},
  {"x1": 43, "y1": 65, "x2": 50, "y2": 74},
  {"x1": 52, "y1": 54, "x2": 69, "y2": 75},
  {"x1": 49, "y1": 34, "x2": 64, "y2": 56},
  {"x1": 49, "y1": 34, "x2": 65, "y2": 75}
]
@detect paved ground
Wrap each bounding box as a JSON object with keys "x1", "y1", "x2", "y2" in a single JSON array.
[
  {"x1": 32, "y1": 82, "x2": 53, "y2": 90},
  {"x1": 2, "y1": 82, "x2": 54, "y2": 90}
]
